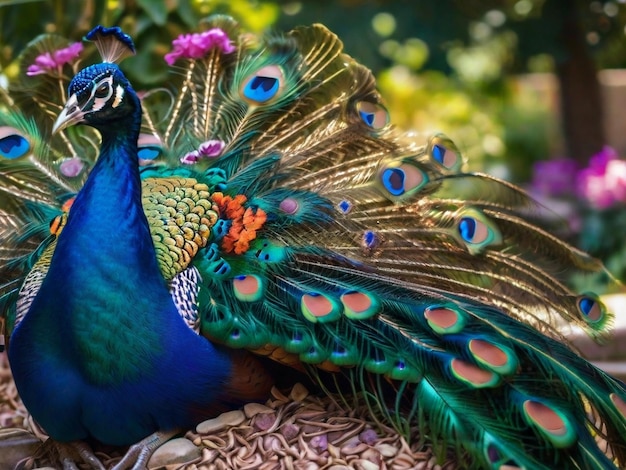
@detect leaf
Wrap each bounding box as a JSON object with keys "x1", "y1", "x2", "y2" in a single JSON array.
[{"x1": 135, "y1": 0, "x2": 168, "y2": 26}]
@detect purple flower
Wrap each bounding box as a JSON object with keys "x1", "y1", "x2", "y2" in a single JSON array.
[
  {"x1": 530, "y1": 158, "x2": 578, "y2": 197},
  {"x1": 164, "y1": 28, "x2": 235, "y2": 65},
  {"x1": 27, "y1": 42, "x2": 83, "y2": 76}
]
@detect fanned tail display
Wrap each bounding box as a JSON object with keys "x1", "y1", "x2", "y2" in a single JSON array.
[{"x1": 1, "y1": 16, "x2": 625, "y2": 470}]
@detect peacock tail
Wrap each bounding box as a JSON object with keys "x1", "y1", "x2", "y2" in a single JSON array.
[{"x1": 1, "y1": 16, "x2": 625, "y2": 469}]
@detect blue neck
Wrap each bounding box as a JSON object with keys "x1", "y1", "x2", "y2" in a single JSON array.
[{"x1": 25, "y1": 99, "x2": 177, "y2": 383}]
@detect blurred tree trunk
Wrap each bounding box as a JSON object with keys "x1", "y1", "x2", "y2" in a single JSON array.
[{"x1": 555, "y1": 1, "x2": 605, "y2": 165}]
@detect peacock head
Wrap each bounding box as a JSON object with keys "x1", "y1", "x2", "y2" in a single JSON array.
[
  {"x1": 52, "y1": 25, "x2": 138, "y2": 135},
  {"x1": 53, "y1": 62, "x2": 139, "y2": 134}
]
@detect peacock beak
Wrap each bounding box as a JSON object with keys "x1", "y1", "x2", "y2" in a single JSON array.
[{"x1": 52, "y1": 94, "x2": 86, "y2": 134}]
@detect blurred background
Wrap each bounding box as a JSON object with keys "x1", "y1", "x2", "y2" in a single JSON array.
[{"x1": 1, "y1": 0, "x2": 626, "y2": 289}]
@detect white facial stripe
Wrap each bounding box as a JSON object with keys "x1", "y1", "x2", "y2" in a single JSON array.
[
  {"x1": 92, "y1": 97, "x2": 108, "y2": 112},
  {"x1": 112, "y1": 84, "x2": 124, "y2": 108},
  {"x1": 90, "y1": 76, "x2": 115, "y2": 112}
]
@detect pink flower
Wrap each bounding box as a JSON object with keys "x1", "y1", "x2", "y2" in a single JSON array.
[
  {"x1": 164, "y1": 28, "x2": 235, "y2": 65},
  {"x1": 605, "y1": 159, "x2": 626, "y2": 203},
  {"x1": 27, "y1": 42, "x2": 83, "y2": 76},
  {"x1": 576, "y1": 146, "x2": 626, "y2": 209},
  {"x1": 578, "y1": 170, "x2": 615, "y2": 209},
  {"x1": 59, "y1": 157, "x2": 84, "y2": 177}
]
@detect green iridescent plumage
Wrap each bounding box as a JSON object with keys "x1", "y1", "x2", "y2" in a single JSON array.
[{"x1": 0, "y1": 17, "x2": 625, "y2": 470}]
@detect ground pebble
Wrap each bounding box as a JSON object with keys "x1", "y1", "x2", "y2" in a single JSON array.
[
  {"x1": 147, "y1": 437, "x2": 201, "y2": 469},
  {"x1": 196, "y1": 410, "x2": 246, "y2": 434}
]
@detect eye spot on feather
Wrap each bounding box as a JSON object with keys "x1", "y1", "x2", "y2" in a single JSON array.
[
  {"x1": 341, "y1": 291, "x2": 379, "y2": 319},
  {"x1": 380, "y1": 163, "x2": 428, "y2": 198},
  {"x1": 381, "y1": 168, "x2": 404, "y2": 196},
  {"x1": 301, "y1": 293, "x2": 341, "y2": 323},
  {"x1": 330, "y1": 340, "x2": 359, "y2": 366},
  {"x1": 138, "y1": 133, "x2": 164, "y2": 165},
  {"x1": 469, "y1": 339, "x2": 518, "y2": 375},
  {"x1": 577, "y1": 294, "x2": 605, "y2": 323},
  {"x1": 458, "y1": 217, "x2": 484, "y2": 243},
  {"x1": 450, "y1": 358, "x2": 500, "y2": 388},
  {"x1": 364, "y1": 350, "x2": 390, "y2": 374},
  {"x1": 299, "y1": 343, "x2": 328, "y2": 363},
  {"x1": 361, "y1": 230, "x2": 380, "y2": 251},
  {"x1": 283, "y1": 330, "x2": 310, "y2": 354},
  {"x1": 431, "y1": 144, "x2": 460, "y2": 170},
  {"x1": 356, "y1": 101, "x2": 389, "y2": 129},
  {"x1": 424, "y1": 306, "x2": 466, "y2": 334},
  {"x1": 455, "y1": 209, "x2": 502, "y2": 255},
  {"x1": 233, "y1": 275, "x2": 263, "y2": 302},
  {"x1": 388, "y1": 358, "x2": 421, "y2": 382},
  {"x1": 338, "y1": 200, "x2": 352, "y2": 214},
  {"x1": 279, "y1": 198, "x2": 299, "y2": 214},
  {"x1": 0, "y1": 127, "x2": 31, "y2": 159},
  {"x1": 610, "y1": 393, "x2": 626, "y2": 419},
  {"x1": 241, "y1": 65, "x2": 284, "y2": 104},
  {"x1": 522, "y1": 400, "x2": 575, "y2": 447}
]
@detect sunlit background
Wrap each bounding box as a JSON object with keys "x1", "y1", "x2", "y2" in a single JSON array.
[{"x1": 2, "y1": 0, "x2": 626, "y2": 287}]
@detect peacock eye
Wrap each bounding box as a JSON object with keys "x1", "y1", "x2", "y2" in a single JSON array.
[
  {"x1": 240, "y1": 65, "x2": 284, "y2": 105},
  {"x1": 94, "y1": 83, "x2": 110, "y2": 98},
  {"x1": 0, "y1": 126, "x2": 31, "y2": 159},
  {"x1": 356, "y1": 101, "x2": 389, "y2": 129}
]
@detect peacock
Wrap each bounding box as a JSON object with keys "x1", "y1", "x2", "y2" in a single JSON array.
[{"x1": 1, "y1": 16, "x2": 626, "y2": 470}]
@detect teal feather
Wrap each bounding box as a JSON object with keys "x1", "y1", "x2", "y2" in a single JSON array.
[{"x1": 0, "y1": 17, "x2": 625, "y2": 470}]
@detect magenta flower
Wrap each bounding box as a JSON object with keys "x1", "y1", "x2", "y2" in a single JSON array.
[
  {"x1": 164, "y1": 28, "x2": 235, "y2": 65},
  {"x1": 576, "y1": 146, "x2": 626, "y2": 209},
  {"x1": 198, "y1": 139, "x2": 225, "y2": 157},
  {"x1": 180, "y1": 139, "x2": 225, "y2": 164},
  {"x1": 27, "y1": 42, "x2": 83, "y2": 76},
  {"x1": 588, "y1": 145, "x2": 618, "y2": 172},
  {"x1": 180, "y1": 150, "x2": 200, "y2": 165}
]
